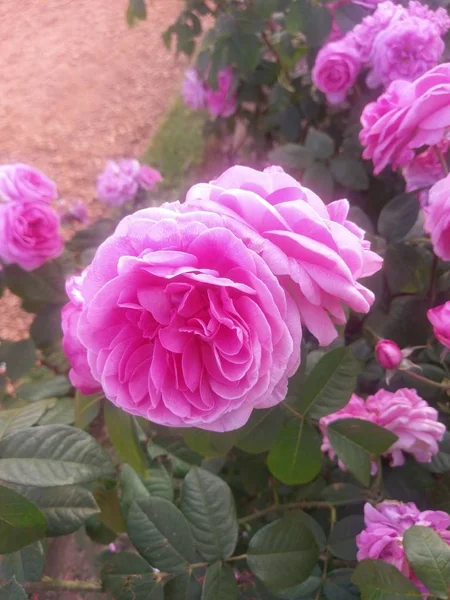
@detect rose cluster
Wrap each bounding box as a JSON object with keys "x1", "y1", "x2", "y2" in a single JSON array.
[
  {"x1": 97, "y1": 159, "x2": 162, "y2": 207},
  {"x1": 182, "y1": 67, "x2": 237, "y2": 118},
  {"x1": 313, "y1": 1, "x2": 450, "y2": 104},
  {"x1": 63, "y1": 165, "x2": 381, "y2": 431},
  {"x1": 0, "y1": 163, "x2": 63, "y2": 271}
]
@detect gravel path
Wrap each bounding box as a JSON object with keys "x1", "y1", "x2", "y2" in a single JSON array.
[{"x1": 0, "y1": 0, "x2": 186, "y2": 339}]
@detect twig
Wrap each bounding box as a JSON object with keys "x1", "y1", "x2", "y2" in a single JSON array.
[
  {"x1": 23, "y1": 578, "x2": 103, "y2": 593},
  {"x1": 405, "y1": 368, "x2": 450, "y2": 391}
]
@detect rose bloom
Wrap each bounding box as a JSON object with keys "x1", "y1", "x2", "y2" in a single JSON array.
[
  {"x1": 0, "y1": 200, "x2": 63, "y2": 271},
  {"x1": 357, "y1": 501, "x2": 450, "y2": 592},
  {"x1": 428, "y1": 301, "x2": 450, "y2": 349},
  {"x1": 59, "y1": 199, "x2": 89, "y2": 225},
  {"x1": 182, "y1": 68, "x2": 206, "y2": 111},
  {"x1": 96, "y1": 159, "x2": 140, "y2": 206},
  {"x1": 320, "y1": 388, "x2": 445, "y2": 468},
  {"x1": 0, "y1": 163, "x2": 57, "y2": 204},
  {"x1": 424, "y1": 173, "x2": 450, "y2": 260},
  {"x1": 403, "y1": 141, "x2": 448, "y2": 205},
  {"x1": 137, "y1": 165, "x2": 163, "y2": 191},
  {"x1": 375, "y1": 339, "x2": 402, "y2": 369},
  {"x1": 186, "y1": 165, "x2": 382, "y2": 346},
  {"x1": 353, "y1": 1, "x2": 405, "y2": 63},
  {"x1": 360, "y1": 63, "x2": 450, "y2": 174},
  {"x1": 312, "y1": 37, "x2": 361, "y2": 104},
  {"x1": 205, "y1": 68, "x2": 237, "y2": 118},
  {"x1": 62, "y1": 202, "x2": 302, "y2": 432},
  {"x1": 62, "y1": 274, "x2": 102, "y2": 395}
]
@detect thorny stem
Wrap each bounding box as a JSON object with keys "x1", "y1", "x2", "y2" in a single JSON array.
[
  {"x1": 315, "y1": 506, "x2": 337, "y2": 600},
  {"x1": 429, "y1": 253, "x2": 439, "y2": 306},
  {"x1": 23, "y1": 577, "x2": 103, "y2": 593},
  {"x1": 261, "y1": 30, "x2": 283, "y2": 67},
  {"x1": 404, "y1": 368, "x2": 450, "y2": 391},
  {"x1": 190, "y1": 554, "x2": 248, "y2": 570},
  {"x1": 282, "y1": 402, "x2": 304, "y2": 420}
]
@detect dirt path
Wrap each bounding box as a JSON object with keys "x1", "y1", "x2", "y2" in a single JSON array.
[{"x1": 0, "y1": 0, "x2": 187, "y2": 339}]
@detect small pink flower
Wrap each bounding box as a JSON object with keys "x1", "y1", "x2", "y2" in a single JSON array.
[
  {"x1": 182, "y1": 68, "x2": 206, "y2": 111},
  {"x1": 205, "y1": 68, "x2": 237, "y2": 118},
  {"x1": 403, "y1": 142, "x2": 448, "y2": 205},
  {"x1": 357, "y1": 501, "x2": 450, "y2": 593},
  {"x1": 137, "y1": 165, "x2": 163, "y2": 191},
  {"x1": 320, "y1": 388, "x2": 445, "y2": 468},
  {"x1": 375, "y1": 339, "x2": 402, "y2": 369},
  {"x1": 96, "y1": 159, "x2": 140, "y2": 206},
  {"x1": 312, "y1": 37, "x2": 361, "y2": 104},
  {"x1": 0, "y1": 200, "x2": 63, "y2": 271},
  {"x1": 424, "y1": 173, "x2": 450, "y2": 260},
  {"x1": 428, "y1": 301, "x2": 450, "y2": 349},
  {"x1": 0, "y1": 163, "x2": 57, "y2": 204}
]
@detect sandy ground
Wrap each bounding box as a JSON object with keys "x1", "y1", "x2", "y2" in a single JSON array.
[{"x1": 0, "y1": 0, "x2": 187, "y2": 340}]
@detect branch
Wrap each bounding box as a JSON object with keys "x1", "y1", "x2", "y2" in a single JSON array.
[{"x1": 23, "y1": 577, "x2": 103, "y2": 593}]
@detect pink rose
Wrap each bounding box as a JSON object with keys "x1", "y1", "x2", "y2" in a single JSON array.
[
  {"x1": 312, "y1": 38, "x2": 361, "y2": 104},
  {"x1": 360, "y1": 63, "x2": 450, "y2": 174},
  {"x1": 428, "y1": 301, "x2": 450, "y2": 349},
  {"x1": 137, "y1": 165, "x2": 163, "y2": 191},
  {"x1": 357, "y1": 501, "x2": 450, "y2": 593},
  {"x1": 62, "y1": 274, "x2": 102, "y2": 395},
  {"x1": 205, "y1": 68, "x2": 237, "y2": 118},
  {"x1": 96, "y1": 159, "x2": 140, "y2": 206},
  {"x1": 0, "y1": 163, "x2": 57, "y2": 204},
  {"x1": 353, "y1": 1, "x2": 404, "y2": 63},
  {"x1": 59, "y1": 199, "x2": 89, "y2": 225},
  {"x1": 424, "y1": 173, "x2": 450, "y2": 260},
  {"x1": 375, "y1": 339, "x2": 402, "y2": 369},
  {"x1": 64, "y1": 204, "x2": 302, "y2": 432},
  {"x1": 407, "y1": 0, "x2": 450, "y2": 35},
  {"x1": 0, "y1": 200, "x2": 63, "y2": 271},
  {"x1": 186, "y1": 165, "x2": 382, "y2": 346},
  {"x1": 182, "y1": 68, "x2": 206, "y2": 111},
  {"x1": 403, "y1": 142, "x2": 448, "y2": 205}
]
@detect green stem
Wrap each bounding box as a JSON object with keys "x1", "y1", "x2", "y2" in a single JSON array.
[
  {"x1": 315, "y1": 506, "x2": 337, "y2": 600},
  {"x1": 190, "y1": 553, "x2": 248, "y2": 570},
  {"x1": 23, "y1": 577, "x2": 103, "y2": 592},
  {"x1": 283, "y1": 402, "x2": 304, "y2": 420}
]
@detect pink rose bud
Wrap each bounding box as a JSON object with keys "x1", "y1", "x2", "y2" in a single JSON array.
[{"x1": 375, "y1": 339, "x2": 402, "y2": 369}]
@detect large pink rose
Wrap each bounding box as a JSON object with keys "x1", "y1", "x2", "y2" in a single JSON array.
[
  {"x1": 428, "y1": 301, "x2": 450, "y2": 349},
  {"x1": 205, "y1": 68, "x2": 237, "y2": 118},
  {"x1": 64, "y1": 204, "x2": 301, "y2": 432},
  {"x1": 360, "y1": 63, "x2": 450, "y2": 174},
  {"x1": 312, "y1": 38, "x2": 361, "y2": 104},
  {"x1": 424, "y1": 173, "x2": 450, "y2": 260},
  {"x1": 0, "y1": 163, "x2": 57, "y2": 204},
  {"x1": 186, "y1": 166, "x2": 382, "y2": 346},
  {"x1": 62, "y1": 274, "x2": 102, "y2": 395},
  {"x1": 0, "y1": 200, "x2": 63, "y2": 271}
]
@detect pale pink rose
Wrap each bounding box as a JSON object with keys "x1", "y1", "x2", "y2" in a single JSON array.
[
  {"x1": 403, "y1": 142, "x2": 448, "y2": 205},
  {"x1": 360, "y1": 63, "x2": 450, "y2": 174},
  {"x1": 62, "y1": 274, "x2": 102, "y2": 395},
  {"x1": 357, "y1": 501, "x2": 450, "y2": 593},
  {"x1": 0, "y1": 200, "x2": 63, "y2": 271},
  {"x1": 96, "y1": 159, "x2": 140, "y2": 206},
  {"x1": 186, "y1": 165, "x2": 382, "y2": 346},
  {"x1": 367, "y1": 16, "x2": 444, "y2": 89},
  {"x1": 0, "y1": 163, "x2": 57, "y2": 204},
  {"x1": 407, "y1": 0, "x2": 450, "y2": 36},
  {"x1": 65, "y1": 204, "x2": 302, "y2": 432},
  {"x1": 137, "y1": 165, "x2": 163, "y2": 191},
  {"x1": 182, "y1": 68, "x2": 206, "y2": 110},
  {"x1": 424, "y1": 173, "x2": 450, "y2": 260},
  {"x1": 205, "y1": 68, "x2": 237, "y2": 118},
  {"x1": 375, "y1": 339, "x2": 402, "y2": 369},
  {"x1": 353, "y1": 1, "x2": 405, "y2": 63},
  {"x1": 428, "y1": 301, "x2": 450, "y2": 349},
  {"x1": 320, "y1": 388, "x2": 445, "y2": 469},
  {"x1": 312, "y1": 37, "x2": 361, "y2": 104}
]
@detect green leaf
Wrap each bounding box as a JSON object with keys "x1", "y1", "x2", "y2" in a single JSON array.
[
  {"x1": 17, "y1": 375, "x2": 71, "y2": 401},
  {"x1": 0, "y1": 485, "x2": 47, "y2": 553},
  {"x1": 305, "y1": 128, "x2": 335, "y2": 160},
  {"x1": 38, "y1": 397, "x2": 75, "y2": 426},
  {"x1": 67, "y1": 218, "x2": 115, "y2": 252},
  {"x1": 334, "y1": 3, "x2": 370, "y2": 32},
  {"x1": 404, "y1": 526, "x2": 450, "y2": 599},
  {"x1": 268, "y1": 144, "x2": 313, "y2": 170},
  {"x1": 352, "y1": 559, "x2": 421, "y2": 599},
  {"x1": 94, "y1": 486, "x2": 126, "y2": 534},
  {"x1": 146, "y1": 461, "x2": 174, "y2": 501},
  {"x1": 0, "y1": 424, "x2": 114, "y2": 487},
  {"x1": 303, "y1": 162, "x2": 334, "y2": 202},
  {"x1": 149, "y1": 436, "x2": 202, "y2": 477},
  {"x1": 330, "y1": 156, "x2": 369, "y2": 191},
  {"x1": 287, "y1": 510, "x2": 326, "y2": 552},
  {"x1": 127, "y1": 497, "x2": 196, "y2": 572},
  {"x1": 74, "y1": 391, "x2": 101, "y2": 430},
  {"x1": 327, "y1": 419, "x2": 397, "y2": 486},
  {"x1": 329, "y1": 515, "x2": 365, "y2": 560},
  {"x1": 300, "y1": 1, "x2": 332, "y2": 47},
  {"x1": 181, "y1": 467, "x2": 238, "y2": 562},
  {"x1": 0, "y1": 541, "x2": 44, "y2": 583},
  {"x1": 294, "y1": 348, "x2": 360, "y2": 420},
  {"x1": 0, "y1": 398, "x2": 56, "y2": 439},
  {"x1": 324, "y1": 568, "x2": 360, "y2": 600},
  {"x1": 0, "y1": 339, "x2": 36, "y2": 382},
  {"x1": 126, "y1": 0, "x2": 147, "y2": 26},
  {"x1": 11, "y1": 484, "x2": 99, "y2": 536},
  {"x1": 102, "y1": 552, "x2": 163, "y2": 600},
  {"x1": 247, "y1": 513, "x2": 320, "y2": 590},
  {"x1": 428, "y1": 432, "x2": 450, "y2": 473},
  {"x1": 165, "y1": 573, "x2": 202, "y2": 600},
  {"x1": 104, "y1": 402, "x2": 148, "y2": 477},
  {"x1": 236, "y1": 406, "x2": 284, "y2": 454},
  {"x1": 120, "y1": 462, "x2": 173, "y2": 516},
  {"x1": 384, "y1": 244, "x2": 432, "y2": 296},
  {"x1": 267, "y1": 419, "x2": 322, "y2": 485},
  {"x1": 378, "y1": 193, "x2": 420, "y2": 243},
  {"x1": 0, "y1": 578, "x2": 27, "y2": 600},
  {"x1": 201, "y1": 562, "x2": 238, "y2": 600},
  {"x1": 183, "y1": 429, "x2": 236, "y2": 458},
  {"x1": 230, "y1": 32, "x2": 261, "y2": 72}
]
